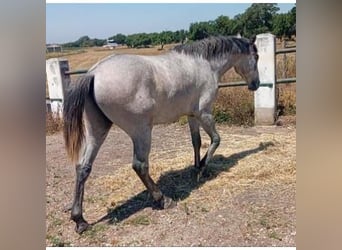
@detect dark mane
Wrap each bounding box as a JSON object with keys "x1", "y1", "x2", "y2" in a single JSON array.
[{"x1": 173, "y1": 36, "x2": 256, "y2": 60}]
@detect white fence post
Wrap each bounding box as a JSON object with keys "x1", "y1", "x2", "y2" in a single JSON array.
[
  {"x1": 46, "y1": 58, "x2": 70, "y2": 118},
  {"x1": 254, "y1": 33, "x2": 276, "y2": 125}
]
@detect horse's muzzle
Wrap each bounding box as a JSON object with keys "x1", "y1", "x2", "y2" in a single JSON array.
[{"x1": 248, "y1": 80, "x2": 260, "y2": 91}]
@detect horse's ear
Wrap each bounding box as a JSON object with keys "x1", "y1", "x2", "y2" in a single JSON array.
[{"x1": 250, "y1": 35, "x2": 256, "y2": 44}]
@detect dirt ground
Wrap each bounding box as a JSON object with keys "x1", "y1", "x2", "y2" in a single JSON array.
[{"x1": 46, "y1": 121, "x2": 296, "y2": 247}]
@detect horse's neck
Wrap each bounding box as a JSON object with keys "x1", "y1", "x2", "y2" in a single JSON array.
[{"x1": 210, "y1": 54, "x2": 241, "y2": 78}]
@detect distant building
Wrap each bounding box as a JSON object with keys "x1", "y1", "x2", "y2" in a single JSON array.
[
  {"x1": 46, "y1": 44, "x2": 62, "y2": 53},
  {"x1": 102, "y1": 39, "x2": 119, "y2": 49}
]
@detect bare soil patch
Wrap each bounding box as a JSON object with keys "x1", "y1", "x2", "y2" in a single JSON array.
[{"x1": 46, "y1": 123, "x2": 295, "y2": 247}]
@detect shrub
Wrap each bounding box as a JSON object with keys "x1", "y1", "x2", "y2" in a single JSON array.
[
  {"x1": 213, "y1": 87, "x2": 254, "y2": 126},
  {"x1": 46, "y1": 113, "x2": 63, "y2": 134}
]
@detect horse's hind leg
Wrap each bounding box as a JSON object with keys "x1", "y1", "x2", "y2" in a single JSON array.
[
  {"x1": 70, "y1": 103, "x2": 112, "y2": 234},
  {"x1": 131, "y1": 125, "x2": 176, "y2": 209}
]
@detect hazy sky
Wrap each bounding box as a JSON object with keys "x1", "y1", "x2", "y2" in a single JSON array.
[{"x1": 46, "y1": 3, "x2": 295, "y2": 44}]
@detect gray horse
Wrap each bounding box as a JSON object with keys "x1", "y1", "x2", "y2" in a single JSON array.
[{"x1": 63, "y1": 35, "x2": 260, "y2": 233}]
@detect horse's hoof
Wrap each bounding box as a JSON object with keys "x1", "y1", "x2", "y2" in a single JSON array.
[
  {"x1": 161, "y1": 196, "x2": 176, "y2": 209},
  {"x1": 197, "y1": 170, "x2": 203, "y2": 182},
  {"x1": 192, "y1": 167, "x2": 204, "y2": 182},
  {"x1": 75, "y1": 221, "x2": 90, "y2": 234}
]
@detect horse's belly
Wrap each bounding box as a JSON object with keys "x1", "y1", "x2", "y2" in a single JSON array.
[
  {"x1": 152, "y1": 99, "x2": 193, "y2": 124},
  {"x1": 153, "y1": 112, "x2": 184, "y2": 124}
]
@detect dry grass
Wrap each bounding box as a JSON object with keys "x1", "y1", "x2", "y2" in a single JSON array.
[
  {"x1": 46, "y1": 113, "x2": 63, "y2": 135},
  {"x1": 278, "y1": 84, "x2": 296, "y2": 115},
  {"x1": 214, "y1": 87, "x2": 254, "y2": 126},
  {"x1": 46, "y1": 49, "x2": 86, "y2": 60},
  {"x1": 46, "y1": 123, "x2": 296, "y2": 246},
  {"x1": 91, "y1": 125, "x2": 295, "y2": 214},
  {"x1": 46, "y1": 45, "x2": 173, "y2": 72}
]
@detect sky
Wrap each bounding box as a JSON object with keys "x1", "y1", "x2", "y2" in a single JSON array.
[{"x1": 46, "y1": 3, "x2": 296, "y2": 44}]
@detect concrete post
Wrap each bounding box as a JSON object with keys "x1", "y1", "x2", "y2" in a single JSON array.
[
  {"x1": 254, "y1": 33, "x2": 276, "y2": 125},
  {"x1": 46, "y1": 58, "x2": 70, "y2": 118}
]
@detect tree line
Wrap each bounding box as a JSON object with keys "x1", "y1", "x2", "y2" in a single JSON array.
[{"x1": 62, "y1": 3, "x2": 296, "y2": 49}]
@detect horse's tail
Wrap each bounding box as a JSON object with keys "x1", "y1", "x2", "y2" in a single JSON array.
[{"x1": 63, "y1": 74, "x2": 94, "y2": 164}]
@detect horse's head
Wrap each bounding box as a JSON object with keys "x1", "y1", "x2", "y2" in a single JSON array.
[{"x1": 234, "y1": 36, "x2": 260, "y2": 91}]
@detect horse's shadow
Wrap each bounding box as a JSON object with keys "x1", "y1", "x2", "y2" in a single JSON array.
[{"x1": 94, "y1": 141, "x2": 274, "y2": 225}]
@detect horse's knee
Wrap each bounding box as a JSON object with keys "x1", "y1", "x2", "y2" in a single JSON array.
[
  {"x1": 76, "y1": 163, "x2": 92, "y2": 182},
  {"x1": 212, "y1": 133, "x2": 220, "y2": 146},
  {"x1": 132, "y1": 158, "x2": 148, "y2": 175}
]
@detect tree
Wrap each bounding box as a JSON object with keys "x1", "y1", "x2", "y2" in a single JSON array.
[
  {"x1": 93, "y1": 38, "x2": 106, "y2": 46},
  {"x1": 272, "y1": 5, "x2": 296, "y2": 40},
  {"x1": 62, "y1": 36, "x2": 106, "y2": 48},
  {"x1": 272, "y1": 13, "x2": 292, "y2": 39},
  {"x1": 156, "y1": 31, "x2": 174, "y2": 50},
  {"x1": 231, "y1": 14, "x2": 244, "y2": 36},
  {"x1": 137, "y1": 33, "x2": 152, "y2": 48},
  {"x1": 125, "y1": 33, "x2": 152, "y2": 48},
  {"x1": 149, "y1": 32, "x2": 160, "y2": 46},
  {"x1": 173, "y1": 29, "x2": 187, "y2": 44},
  {"x1": 289, "y1": 5, "x2": 296, "y2": 37},
  {"x1": 125, "y1": 34, "x2": 134, "y2": 48},
  {"x1": 214, "y1": 15, "x2": 234, "y2": 36},
  {"x1": 188, "y1": 21, "x2": 216, "y2": 41},
  {"x1": 77, "y1": 35, "x2": 90, "y2": 44},
  {"x1": 60, "y1": 3, "x2": 296, "y2": 49},
  {"x1": 236, "y1": 3, "x2": 280, "y2": 38},
  {"x1": 108, "y1": 33, "x2": 126, "y2": 44}
]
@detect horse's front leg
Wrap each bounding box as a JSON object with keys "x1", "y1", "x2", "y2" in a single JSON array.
[
  {"x1": 188, "y1": 116, "x2": 202, "y2": 169},
  {"x1": 131, "y1": 127, "x2": 176, "y2": 209},
  {"x1": 197, "y1": 112, "x2": 220, "y2": 179}
]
